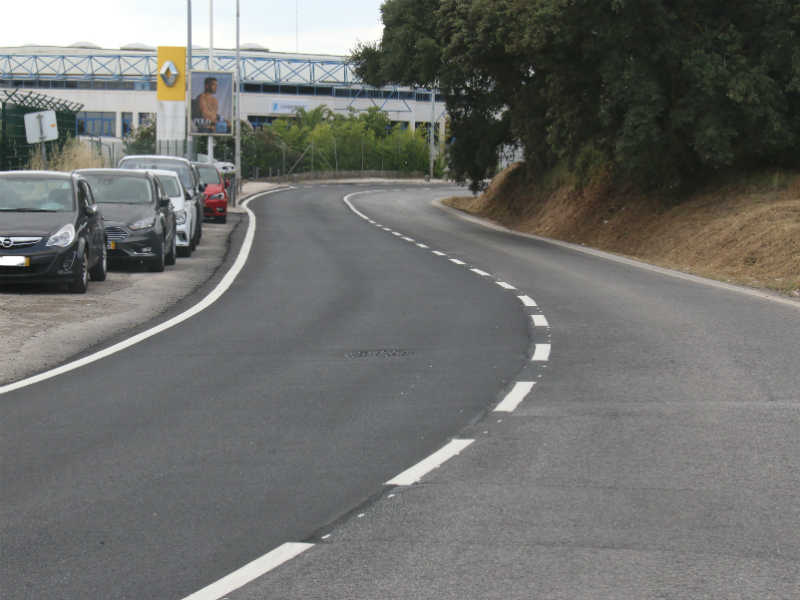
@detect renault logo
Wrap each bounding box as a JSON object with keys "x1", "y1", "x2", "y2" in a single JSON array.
[
  {"x1": 1, "y1": 238, "x2": 12, "y2": 249},
  {"x1": 160, "y1": 61, "x2": 179, "y2": 87}
]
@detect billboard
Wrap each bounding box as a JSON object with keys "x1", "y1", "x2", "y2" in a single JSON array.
[{"x1": 189, "y1": 70, "x2": 234, "y2": 136}]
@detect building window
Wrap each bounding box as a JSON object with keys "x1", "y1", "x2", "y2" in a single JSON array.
[
  {"x1": 247, "y1": 115, "x2": 279, "y2": 129},
  {"x1": 122, "y1": 113, "x2": 134, "y2": 137},
  {"x1": 77, "y1": 111, "x2": 117, "y2": 137},
  {"x1": 139, "y1": 113, "x2": 155, "y2": 125}
]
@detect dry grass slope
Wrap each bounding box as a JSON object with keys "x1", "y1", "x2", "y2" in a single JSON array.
[{"x1": 445, "y1": 163, "x2": 800, "y2": 297}]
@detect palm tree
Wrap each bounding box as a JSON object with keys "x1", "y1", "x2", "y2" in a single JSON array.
[{"x1": 293, "y1": 105, "x2": 334, "y2": 130}]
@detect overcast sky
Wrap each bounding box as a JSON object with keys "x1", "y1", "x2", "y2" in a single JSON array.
[{"x1": 4, "y1": 0, "x2": 385, "y2": 56}]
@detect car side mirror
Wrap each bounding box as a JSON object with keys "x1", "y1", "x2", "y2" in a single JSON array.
[
  {"x1": 198, "y1": 183, "x2": 207, "y2": 192},
  {"x1": 85, "y1": 204, "x2": 98, "y2": 216},
  {"x1": 160, "y1": 197, "x2": 172, "y2": 208},
  {"x1": 185, "y1": 190, "x2": 193, "y2": 200},
  {"x1": 224, "y1": 179, "x2": 230, "y2": 188}
]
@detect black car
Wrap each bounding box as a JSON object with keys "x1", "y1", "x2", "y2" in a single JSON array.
[
  {"x1": 0, "y1": 171, "x2": 106, "y2": 293},
  {"x1": 77, "y1": 169, "x2": 177, "y2": 273},
  {"x1": 117, "y1": 155, "x2": 205, "y2": 247}
]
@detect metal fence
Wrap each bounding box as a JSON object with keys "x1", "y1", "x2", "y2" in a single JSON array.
[{"x1": 0, "y1": 89, "x2": 82, "y2": 171}]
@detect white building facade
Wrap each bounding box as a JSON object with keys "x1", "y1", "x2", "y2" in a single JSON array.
[{"x1": 0, "y1": 43, "x2": 447, "y2": 149}]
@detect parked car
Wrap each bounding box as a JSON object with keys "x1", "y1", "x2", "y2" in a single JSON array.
[
  {"x1": 147, "y1": 169, "x2": 195, "y2": 258},
  {"x1": 118, "y1": 155, "x2": 204, "y2": 246},
  {"x1": 0, "y1": 171, "x2": 106, "y2": 293},
  {"x1": 215, "y1": 161, "x2": 235, "y2": 174},
  {"x1": 193, "y1": 162, "x2": 229, "y2": 223},
  {"x1": 78, "y1": 169, "x2": 176, "y2": 273}
]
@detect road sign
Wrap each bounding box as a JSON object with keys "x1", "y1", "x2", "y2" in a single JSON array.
[{"x1": 24, "y1": 110, "x2": 58, "y2": 144}]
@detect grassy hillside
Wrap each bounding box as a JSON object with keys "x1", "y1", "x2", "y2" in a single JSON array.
[{"x1": 444, "y1": 163, "x2": 800, "y2": 298}]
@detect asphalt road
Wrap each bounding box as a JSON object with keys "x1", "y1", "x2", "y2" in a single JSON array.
[{"x1": 2, "y1": 184, "x2": 799, "y2": 599}]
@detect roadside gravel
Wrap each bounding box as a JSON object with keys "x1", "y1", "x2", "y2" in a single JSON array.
[{"x1": 0, "y1": 182, "x2": 285, "y2": 387}]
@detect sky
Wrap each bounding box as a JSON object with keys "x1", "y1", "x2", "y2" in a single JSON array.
[{"x1": 4, "y1": 0, "x2": 385, "y2": 56}]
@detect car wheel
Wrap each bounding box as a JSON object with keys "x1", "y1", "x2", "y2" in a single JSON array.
[
  {"x1": 89, "y1": 243, "x2": 107, "y2": 282},
  {"x1": 68, "y1": 253, "x2": 89, "y2": 293},
  {"x1": 177, "y1": 245, "x2": 191, "y2": 258},
  {"x1": 189, "y1": 226, "x2": 197, "y2": 251},
  {"x1": 165, "y1": 233, "x2": 177, "y2": 266},
  {"x1": 215, "y1": 214, "x2": 227, "y2": 224},
  {"x1": 147, "y1": 241, "x2": 166, "y2": 272}
]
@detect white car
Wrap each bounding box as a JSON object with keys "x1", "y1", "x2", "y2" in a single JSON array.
[
  {"x1": 214, "y1": 161, "x2": 236, "y2": 174},
  {"x1": 148, "y1": 170, "x2": 196, "y2": 257}
]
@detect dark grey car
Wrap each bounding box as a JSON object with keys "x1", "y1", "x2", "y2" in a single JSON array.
[
  {"x1": 78, "y1": 169, "x2": 177, "y2": 273},
  {"x1": 117, "y1": 155, "x2": 205, "y2": 248},
  {"x1": 0, "y1": 171, "x2": 106, "y2": 293}
]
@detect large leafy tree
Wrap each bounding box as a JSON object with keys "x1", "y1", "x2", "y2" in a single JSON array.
[{"x1": 352, "y1": 0, "x2": 800, "y2": 191}]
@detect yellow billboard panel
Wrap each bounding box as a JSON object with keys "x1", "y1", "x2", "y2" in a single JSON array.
[{"x1": 157, "y1": 46, "x2": 187, "y2": 102}]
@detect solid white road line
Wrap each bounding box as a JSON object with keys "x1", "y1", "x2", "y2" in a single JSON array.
[
  {"x1": 432, "y1": 251, "x2": 446, "y2": 256},
  {"x1": 494, "y1": 382, "x2": 536, "y2": 412},
  {"x1": 0, "y1": 188, "x2": 292, "y2": 397},
  {"x1": 342, "y1": 191, "x2": 384, "y2": 220},
  {"x1": 531, "y1": 344, "x2": 552, "y2": 361},
  {"x1": 181, "y1": 543, "x2": 313, "y2": 600},
  {"x1": 449, "y1": 259, "x2": 466, "y2": 265},
  {"x1": 531, "y1": 315, "x2": 550, "y2": 327},
  {"x1": 518, "y1": 295, "x2": 537, "y2": 307},
  {"x1": 496, "y1": 282, "x2": 517, "y2": 290},
  {"x1": 471, "y1": 268, "x2": 491, "y2": 276},
  {"x1": 386, "y1": 439, "x2": 475, "y2": 486}
]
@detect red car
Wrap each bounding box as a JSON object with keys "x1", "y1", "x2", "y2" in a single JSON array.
[{"x1": 193, "y1": 162, "x2": 229, "y2": 224}]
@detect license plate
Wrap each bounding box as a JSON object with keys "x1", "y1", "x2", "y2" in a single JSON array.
[
  {"x1": 107, "y1": 241, "x2": 116, "y2": 250},
  {"x1": 0, "y1": 256, "x2": 29, "y2": 267}
]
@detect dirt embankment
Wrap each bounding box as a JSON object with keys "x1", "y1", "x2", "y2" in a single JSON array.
[{"x1": 445, "y1": 163, "x2": 800, "y2": 297}]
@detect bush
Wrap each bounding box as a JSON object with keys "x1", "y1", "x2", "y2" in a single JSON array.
[{"x1": 26, "y1": 136, "x2": 104, "y2": 171}]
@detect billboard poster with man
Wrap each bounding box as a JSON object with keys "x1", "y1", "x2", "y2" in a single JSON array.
[{"x1": 189, "y1": 70, "x2": 233, "y2": 136}]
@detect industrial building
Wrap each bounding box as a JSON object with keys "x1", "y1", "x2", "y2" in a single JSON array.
[{"x1": 0, "y1": 43, "x2": 446, "y2": 144}]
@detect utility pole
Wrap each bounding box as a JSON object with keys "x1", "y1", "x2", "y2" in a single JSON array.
[
  {"x1": 186, "y1": 0, "x2": 192, "y2": 160},
  {"x1": 208, "y1": 0, "x2": 214, "y2": 164},
  {"x1": 235, "y1": 0, "x2": 241, "y2": 194},
  {"x1": 429, "y1": 87, "x2": 435, "y2": 180}
]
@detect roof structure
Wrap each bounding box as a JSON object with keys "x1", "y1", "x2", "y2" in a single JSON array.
[{"x1": 0, "y1": 46, "x2": 359, "y2": 87}]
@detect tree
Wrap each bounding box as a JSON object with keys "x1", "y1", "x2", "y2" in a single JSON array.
[
  {"x1": 352, "y1": 0, "x2": 800, "y2": 191},
  {"x1": 123, "y1": 115, "x2": 156, "y2": 155}
]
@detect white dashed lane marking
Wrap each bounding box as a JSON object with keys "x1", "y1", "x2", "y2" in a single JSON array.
[
  {"x1": 518, "y1": 295, "x2": 537, "y2": 307},
  {"x1": 182, "y1": 543, "x2": 313, "y2": 600},
  {"x1": 416, "y1": 243, "x2": 429, "y2": 248},
  {"x1": 386, "y1": 439, "x2": 475, "y2": 486},
  {"x1": 531, "y1": 315, "x2": 549, "y2": 327},
  {"x1": 494, "y1": 382, "x2": 536, "y2": 412},
  {"x1": 471, "y1": 269, "x2": 491, "y2": 276},
  {"x1": 496, "y1": 282, "x2": 517, "y2": 290},
  {"x1": 449, "y1": 259, "x2": 466, "y2": 265},
  {"x1": 532, "y1": 344, "x2": 552, "y2": 361},
  {"x1": 432, "y1": 251, "x2": 446, "y2": 256}
]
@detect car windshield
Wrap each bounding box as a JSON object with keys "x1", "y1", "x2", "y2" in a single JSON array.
[
  {"x1": 155, "y1": 175, "x2": 182, "y2": 197},
  {"x1": 119, "y1": 158, "x2": 192, "y2": 188},
  {"x1": 196, "y1": 166, "x2": 221, "y2": 185},
  {"x1": 82, "y1": 175, "x2": 153, "y2": 204},
  {"x1": 0, "y1": 177, "x2": 74, "y2": 212}
]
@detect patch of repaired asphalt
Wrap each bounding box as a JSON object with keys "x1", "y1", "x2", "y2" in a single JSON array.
[{"x1": 0, "y1": 219, "x2": 238, "y2": 386}]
